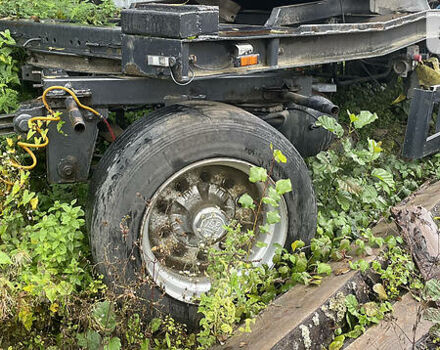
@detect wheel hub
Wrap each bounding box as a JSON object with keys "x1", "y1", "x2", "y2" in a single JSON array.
[
  {"x1": 141, "y1": 158, "x2": 289, "y2": 303},
  {"x1": 193, "y1": 207, "x2": 227, "y2": 241}
]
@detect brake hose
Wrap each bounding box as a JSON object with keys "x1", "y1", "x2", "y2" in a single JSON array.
[{"x1": 11, "y1": 86, "x2": 116, "y2": 170}]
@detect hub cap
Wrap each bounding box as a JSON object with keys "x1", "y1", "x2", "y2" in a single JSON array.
[{"x1": 141, "y1": 158, "x2": 288, "y2": 303}]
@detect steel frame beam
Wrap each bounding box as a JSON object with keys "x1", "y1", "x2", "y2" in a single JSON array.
[
  {"x1": 0, "y1": 11, "x2": 428, "y2": 80},
  {"x1": 42, "y1": 72, "x2": 312, "y2": 107}
]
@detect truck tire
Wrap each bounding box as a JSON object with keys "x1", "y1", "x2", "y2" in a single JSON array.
[
  {"x1": 88, "y1": 101, "x2": 317, "y2": 326},
  {"x1": 281, "y1": 106, "x2": 336, "y2": 158}
]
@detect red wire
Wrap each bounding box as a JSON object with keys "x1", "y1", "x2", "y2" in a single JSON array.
[{"x1": 102, "y1": 117, "x2": 116, "y2": 141}]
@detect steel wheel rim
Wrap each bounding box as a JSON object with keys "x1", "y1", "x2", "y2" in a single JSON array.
[{"x1": 141, "y1": 158, "x2": 289, "y2": 303}]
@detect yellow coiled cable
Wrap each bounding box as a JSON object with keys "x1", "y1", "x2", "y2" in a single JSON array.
[{"x1": 11, "y1": 85, "x2": 111, "y2": 170}]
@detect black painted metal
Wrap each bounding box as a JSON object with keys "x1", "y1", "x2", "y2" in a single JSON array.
[
  {"x1": 0, "y1": 11, "x2": 428, "y2": 80},
  {"x1": 46, "y1": 109, "x2": 100, "y2": 183},
  {"x1": 122, "y1": 4, "x2": 219, "y2": 38},
  {"x1": 42, "y1": 73, "x2": 312, "y2": 106},
  {"x1": 0, "y1": 114, "x2": 14, "y2": 135},
  {"x1": 403, "y1": 88, "x2": 440, "y2": 159},
  {"x1": 265, "y1": 0, "x2": 369, "y2": 27}
]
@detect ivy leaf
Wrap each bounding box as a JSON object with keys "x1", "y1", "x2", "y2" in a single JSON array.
[
  {"x1": 425, "y1": 279, "x2": 440, "y2": 301},
  {"x1": 317, "y1": 262, "x2": 332, "y2": 276},
  {"x1": 372, "y1": 168, "x2": 395, "y2": 189},
  {"x1": 0, "y1": 251, "x2": 12, "y2": 265},
  {"x1": 238, "y1": 193, "x2": 255, "y2": 209},
  {"x1": 249, "y1": 167, "x2": 268, "y2": 183},
  {"x1": 276, "y1": 179, "x2": 292, "y2": 195},
  {"x1": 424, "y1": 308, "x2": 440, "y2": 323},
  {"x1": 273, "y1": 149, "x2": 287, "y2": 163},
  {"x1": 259, "y1": 223, "x2": 270, "y2": 234},
  {"x1": 361, "y1": 185, "x2": 378, "y2": 204},
  {"x1": 262, "y1": 187, "x2": 281, "y2": 207},
  {"x1": 266, "y1": 211, "x2": 281, "y2": 225},
  {"x1": 336, "y1": 192, "x2": 351, "y2": 211},
  {"x1": 352, "y1": 110, "x2": 378, "y2": 129},
  {"x1": 316, "y1": 115, "x2": 344, "y2": 138},
  {"x1": 373, "y1": 283, "x2": 388, "y2": 300}
]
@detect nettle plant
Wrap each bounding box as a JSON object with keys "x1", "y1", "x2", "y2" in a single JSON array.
[
  {"x1": 0, "y1": 138, "x2": 100, "y2": 339},
  {"x1": 0, "y1": 30, "x2": 20, "y2": 114}
]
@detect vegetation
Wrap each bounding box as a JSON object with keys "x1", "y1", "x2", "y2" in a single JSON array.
[
  {"x1": 0, "y1": 0, "x2": 119, "y2": 26},
  {"x1": 2, "y1": 27, "x2": 440, "y2": 349}
]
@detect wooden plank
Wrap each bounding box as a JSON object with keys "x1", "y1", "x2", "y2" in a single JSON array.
[
  {"x1": 391, "y1": 205, "x2": 440, "y2": 281},
  {"x1": 217, "y1": 270, "x2": 372, "y2": 350},
  {"x1": 346, "y1": 294, "x2": 432, "y2": 350}
]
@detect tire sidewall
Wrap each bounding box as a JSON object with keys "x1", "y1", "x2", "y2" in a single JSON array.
[{"x1": 89, "y1": 102, "x2": 316, "y2": 322}]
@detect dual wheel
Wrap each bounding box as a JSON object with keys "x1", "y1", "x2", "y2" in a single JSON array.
[{"x1": 89, "y1": 101, "x2": 317, "y2": 325}]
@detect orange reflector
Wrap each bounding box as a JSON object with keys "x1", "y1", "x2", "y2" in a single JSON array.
[{"x1": 239, "y1": 54, "x2": 259, "y2": 67}]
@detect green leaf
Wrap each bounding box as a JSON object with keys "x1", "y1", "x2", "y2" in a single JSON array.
[
  {"x1": 316, "y1": 115, "x2": 344, "y2": 138},
  {"x1": 358, "y1": 259, "x2": 370, "y2": 273},
  {"x1": 424, "y1": 308, "x2": 440, "y2": 323},
  {"x1": 150, "y1": 317, "x2": 162, "y2": 333},
  {"x1": 238, "y1": 193, "x2": 255, "y2": 209},
  {"x1": 425, "y1": 279, "x2": 440, "y2": 301},
  {"x1": 92, "y1": 301, "x2": 116, "y2": 333},
  {"x1": 266, "y1": 211, "x2": 281, "y2": 225},
  {"x1": 345, "y1": 294, "x2": 359, "y2": 315},
  {"x1": 77, "y1": 330, "x2": 101, "y2": 350},
  {"x1": 140, "y1": 339, "x2": 150, "y2": 350},
  {"x1": 346, "y1": 324, "x2": 365, "y2": 339},
  {"x1": 104, "y1": 337, "x2": 121, "y2": 350},
  {"x1": 220, "y1": 323, "x2": 233, "y2": 334},
  {"x1": 317, "y1": 262, "x2": 332, "y2": 276},
  {"x1": 256, "y1": 241, "x2": 268, "y2": 248},
  {"x1": 276, "y1": 179, "x2": 292, "y2": 195},
  {"x1": 262, "y1": 187, "x2": 281, "y2": 207},
  {"x1": 249, "y1": 167, "x2": 268, "y2": 183},
  {"x1": 363, "y1": 302, "x2": 380, "y2": 317},
  {"x1": 372, "y1": 168, "x2": 395, "y2": 188},
  {"x1": 291, "y1": 240, "x2": 305, "y2": 252},
  {"x1": 340, "y1": 239, "x2": 351, "y2": 251},
  {"x1": 361, "y1": 185, "x2": 378, "y2": 204},
  {"x1": 373, "y1": 283, "x2": 388, "y2": 300},
  {"x1": 352, "y1": 111, "x2": 378, "y2": 129},
  {"x1": 329, "y1": 335, "x2": 345, "y2": 350},
  {"x1": 336, "y1": 192, "x2": 351, "y2": 211},
  {"x1": 0, "y1": 251, "x2": 12, "y2": 265},
  {"x1": 57, "y1": 120, "x2": 65, "y2": 133},
  {"x1": 273, "y1": 149, "x2": 287, "y2": 163}
]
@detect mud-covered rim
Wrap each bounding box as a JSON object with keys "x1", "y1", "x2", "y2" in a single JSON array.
[{"x1": 141, "y1": 158, "x2": 288, "y2": 304}]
